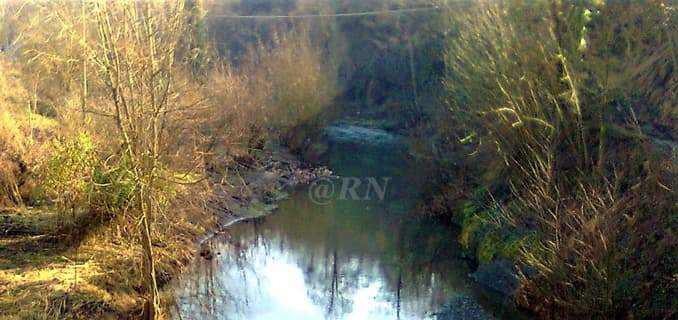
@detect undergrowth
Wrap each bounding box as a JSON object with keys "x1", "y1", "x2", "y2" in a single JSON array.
[
  {"x1": 432, "y1": 1, "x2": 677, "y2": 318},
  {"x1": 0, "y1": 1, "x2": 335, "y2": 318}
]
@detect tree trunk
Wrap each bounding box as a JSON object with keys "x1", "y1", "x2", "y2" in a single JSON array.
[{"x1": 140, "y1": 186, "x2": 160, "y2": 320}]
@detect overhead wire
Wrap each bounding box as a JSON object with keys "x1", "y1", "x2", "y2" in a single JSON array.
[{"x1": 207, "y1": 6, "x2": 441, "y2": 19}]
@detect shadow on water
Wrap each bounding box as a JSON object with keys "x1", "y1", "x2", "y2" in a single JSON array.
[{"x1": 173, "y1": 124, "x2": 526, "y2": 320}]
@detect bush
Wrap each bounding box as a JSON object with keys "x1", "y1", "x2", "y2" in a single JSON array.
[
  {"x1": 243, "y1": 30, "x2": 337, "y2": 154},
  {"x1": 440, "y1": 1, "x2": 676, "y2": 317},
  {"x1": 0, "y1": 58, "x2": 28, "y2": 205},
  {"x1": 458, "y1": 200, "x2": 541, "y2": 266},
  {"x1": 0, "y1": 111, "x2": 25, "y2": 206},
  {"x1": 42, "y1": 132, "x2": 96, "y2": 212},
  {"x1": 90, "y1": 160, "x2": 136, "y2": 217}
]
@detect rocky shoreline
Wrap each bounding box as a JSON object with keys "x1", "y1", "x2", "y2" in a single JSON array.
[
  {"x1": 195, "y1": 146, "x2": 332, "y2": 256},
  {"x1": 435, "y1": 296, "x2": 496, "y2": 320}
]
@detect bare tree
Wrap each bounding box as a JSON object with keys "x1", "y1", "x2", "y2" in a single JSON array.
[{"x1": 85, "y1": 2, "x2": 189, "y2": 318}]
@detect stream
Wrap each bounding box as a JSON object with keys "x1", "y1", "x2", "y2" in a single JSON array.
[{"x1": 173, "y1": 124, "x2": 525, "y2": 320}]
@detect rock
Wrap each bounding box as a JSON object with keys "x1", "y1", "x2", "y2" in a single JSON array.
[
  {"x1": 470, "y1": 259, "x2": 521, "y2": 297},
  {"x1": 435, "y1": 296, "x2": 495, "y2": 320},
  {"x1": 232, "y1": 200, "x2": 278, "y2": 218},
  {"x1": 262, "y1": 189, "x2": 288, "y2": 204},
  {"x1": 279, "y1": 164, "x2": 332, "y2": 187}
]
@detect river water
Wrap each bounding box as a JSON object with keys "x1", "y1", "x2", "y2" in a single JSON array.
[{"x1": 173, "y1": 125, "x2": 523, "y2": 320}]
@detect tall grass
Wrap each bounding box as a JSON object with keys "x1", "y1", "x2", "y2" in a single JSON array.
[
  {"x1": 0, "y1": 112, "x2": 24, "y2": 206},
  {"x1": 440, "y1": 1, "x2": 676, "y2": 318},
  {"x1": 0, "y1": 58, "x2": 28, "y2": 206},
  {"x1": 443, "y1": 1, "x2": 593, "y2": 179},
  {"x1": 242, "y1": 30, "x2": 337, "y2": 154}
]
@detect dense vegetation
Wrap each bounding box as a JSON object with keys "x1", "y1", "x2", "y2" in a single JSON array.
[
  {"x1": 0, "y1": 0, "x2": 675, "y2": 319},
  {"x1": 1, "y1": 1, "x2": 335, "y2": 318},
  {"x1": 429, "y1": 1, "x2": 676, "y2": 319}
]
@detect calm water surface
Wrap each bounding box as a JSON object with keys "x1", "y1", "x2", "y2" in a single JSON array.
[{"x1": 174, "y1": 126, "x2": 520, "y2": 320}]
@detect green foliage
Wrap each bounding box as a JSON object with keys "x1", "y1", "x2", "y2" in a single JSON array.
[
  {"x1": 458, "y1": 199, "x2": 541, "y2": 265},
  {"x1": 501, "y1": 233, "x2": 538, "y2": 262},
  {"x1": 90, "y1": 160, "x2": 136, "y2": 216},
  {"x1": 43, "y1": 132, "x2": 96, "y2": 211},
  {"x1": 456, "y1": 201, "x2": 477, "y2": 226},
  {"x1": 90, "y1": 163, "x2": 188, "y2": 217},
  {"x1": 458, "y1": 200, "x2": 497, "y2": 259},
  {"x1": 42, "y1": 133, "x2": 140, "y2": 217},
  {"x1": 477, "y1": 233, "x2": 501, "y2": 264},
  {"x1": 459, "y1": 215, "x2": 483, "y2": 251}
]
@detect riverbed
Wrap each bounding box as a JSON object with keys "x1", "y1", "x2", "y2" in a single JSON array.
[{"x1": 173, "y1": 124, "x2": 525, "y2": 320}]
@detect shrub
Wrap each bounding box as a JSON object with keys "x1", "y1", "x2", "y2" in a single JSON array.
[
  {"x1": 198, "y1": 65, "x2": 268, "y2": 163},
  {"x1": 90, "y1": 160, "x2": 136, "y2": 217},
  {"x1": 477, "y1": 233, "x2": 501, "y2": 265},
  {"x1": 441, "y1": 1, "x2": 676, "y2": 317},
  {"x1": 243, "y1": 30, "x2": 337, "y2": 153},
  {"x1": 0, "y1": 111, "x2": 25, "y2": 206},
  {"x1": 0, "y1": 58, "x2": 27, "y2": 205},
  {"x1": 42, "y1": 132, "x2": 96, "y2": 212}
]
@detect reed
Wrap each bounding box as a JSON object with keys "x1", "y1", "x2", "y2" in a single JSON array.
[{"x1": 440, "y1": 1, "x2": 676, "y2": 318}]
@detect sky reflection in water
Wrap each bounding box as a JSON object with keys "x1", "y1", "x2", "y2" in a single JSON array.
[{"x1": 174, "y1": 127, "x2": 495, "y2": 320}]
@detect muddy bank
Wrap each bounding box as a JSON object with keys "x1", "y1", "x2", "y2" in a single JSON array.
[{"x1": 194, "y1": 146, "x2": 331, "y2": 257}]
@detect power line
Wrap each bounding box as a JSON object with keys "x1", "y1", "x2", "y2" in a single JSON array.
[{"x1": 208, "y1": 6, "x2": 441, "y2": 19}]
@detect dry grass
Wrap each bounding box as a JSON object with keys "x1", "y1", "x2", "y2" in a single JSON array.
[
  {"x1": 442, "y1": 2, "x2": 591, "y2": 177},
  {"x1": 0, "y1": 184, "x2": 213, "y2": 319},
  {"x1": 606, "y1": 2, "x2": 678, "y2": 130},
  {"x1": 0, "y1": 59, "x2": 28, "y2": 206},
  {"x1": 511, "y1": 160, "x2": 676, "y2": 318},
  {"x1": 0, "y1": 3, "x2": 336, "y2": 318},
  {"x1": 0, "y1": 58, "x2": 58, "y2": 207},
  {"x1": 241, "y1": 29, "x2": 338, "y2": 154},
  {"x1": 440, "y1": 1, "x2": 677, "y2": 318}
]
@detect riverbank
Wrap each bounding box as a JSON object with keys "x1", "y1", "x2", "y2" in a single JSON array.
[
  {"x1": 0, "y1": 145, "x2": 327, "y2": 319},
  {"x1": 337, "y1": 114, "x2": 675, "y2": 319},
  {"x1": 417, "y1": 123, "x2": 676, "y2": 319},
  {"x1": 172, "y1": 122, "x2": 534, "y2": 320}
]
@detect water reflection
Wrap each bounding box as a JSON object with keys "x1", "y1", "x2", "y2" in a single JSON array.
[{"x1": 174, "y1": 126, "x2": 505, "y2": 319}]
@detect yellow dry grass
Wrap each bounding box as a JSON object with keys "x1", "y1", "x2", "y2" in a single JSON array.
[
  {"x1": 0, "y1": 57, "x2": 59, "y2": 206},
  {"x1": 0, "y1": 194, "x2": 213, "y2": 319}
]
